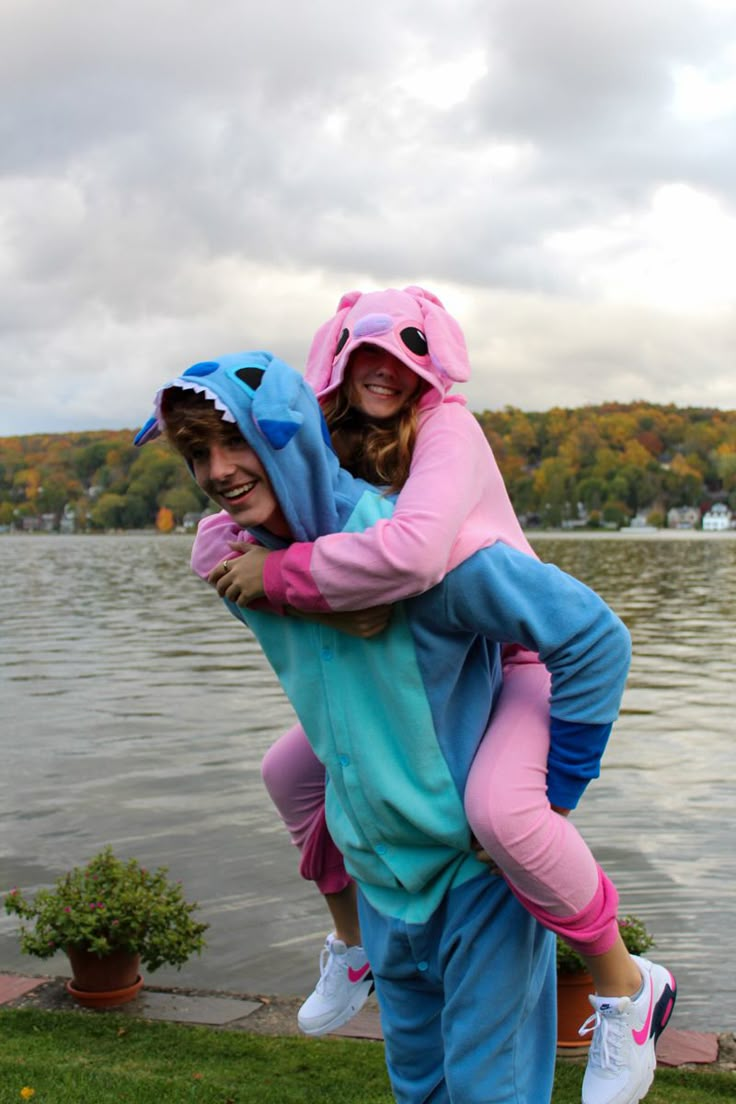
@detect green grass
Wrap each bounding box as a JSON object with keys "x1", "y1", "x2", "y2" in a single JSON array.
[{"x1": 0, "y1": 1009, "x2": 732, "y2": 1103}]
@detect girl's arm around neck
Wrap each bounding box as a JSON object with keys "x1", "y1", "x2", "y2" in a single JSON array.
[{"x1": 263, "y1": 403, "x2": 535, "y2": 612}]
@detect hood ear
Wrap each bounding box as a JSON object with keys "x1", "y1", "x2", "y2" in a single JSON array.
[
  {"x1": 406, "y1": 287, "x2": 471, "y2": 383},
  {"x1": 134, "y1": 414, "x2": 162, "y2": 446},
  {"x1": 304, "y1": 290, "x2": 362, "y2": 394},
  {"x1": 251, "y1": 355, "x2": 305, "y2": 448}
]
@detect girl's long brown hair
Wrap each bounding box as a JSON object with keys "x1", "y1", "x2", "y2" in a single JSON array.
[{"x1": 321, "y1": 379, "x2": 423, "y2": 493}]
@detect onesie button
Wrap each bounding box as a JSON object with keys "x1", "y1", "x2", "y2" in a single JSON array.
[
  {"x1": 417, "y1": 961, "x2": 429, "y2": 972},
  {"x1": 375, "y1": 843, "x2": 387, "y2": 856},
  {"x1": 338, "y1": 754, "x2": 350, "y2": 767}
]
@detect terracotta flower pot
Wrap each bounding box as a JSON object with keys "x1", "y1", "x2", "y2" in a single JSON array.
[
  {"x1": 65, "y1": 946, "x2": 143, "y2": 1008},
  {"x1": 556, "y1": 969, "x2": 593, "y2": 1048}
]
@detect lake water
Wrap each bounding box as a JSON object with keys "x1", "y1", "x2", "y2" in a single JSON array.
[{"x1": 1, "y1": 531, "x2": 734, "y2": 1031}]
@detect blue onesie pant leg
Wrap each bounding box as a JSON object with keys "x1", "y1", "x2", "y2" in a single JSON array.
[
  {"x1": 358, "y1": 874, "x2": 556, "y2": 1104},
  {"x1": 354, "y1": 910, "x2": 449, "y2": 1103}
]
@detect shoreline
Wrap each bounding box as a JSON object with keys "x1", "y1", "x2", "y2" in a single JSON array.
[
  {"x1": 2, "y1": 526, "x2": 736, "y2": 541},
  {"x1": 2, "y1": 970, "x2": 734, "y2": 1073}
]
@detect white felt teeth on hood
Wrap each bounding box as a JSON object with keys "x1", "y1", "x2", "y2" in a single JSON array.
[{"x1": 153, "y1": 379, "x2": 237, "y2": 428}]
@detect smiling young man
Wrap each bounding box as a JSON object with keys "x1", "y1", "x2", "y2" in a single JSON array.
[{"x1": 136, "y1": 350, "x2": 654, "y2": 1104}]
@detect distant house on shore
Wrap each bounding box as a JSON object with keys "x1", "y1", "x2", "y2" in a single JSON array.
[
  {"x1": 667, "y1": 506, "x2": 701, "y2": 530},
  {"x1": 702, "y1": 503, "x2": 733, "y2": 531},
  {"x1": 629, "y1": 513, "x2": 659, "y2": 531},
  {"x1": 182, "y1": 511, "x2": 210, "y2": 531},
  {"x1": 59, "y1": 505, "x2": 77, "y2": 534}
]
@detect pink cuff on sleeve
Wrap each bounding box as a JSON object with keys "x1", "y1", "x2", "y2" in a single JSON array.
[{"x1": 263, "y1": 544, "x2": 332, "y2": 613}]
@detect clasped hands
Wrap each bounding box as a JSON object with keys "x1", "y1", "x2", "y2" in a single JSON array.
[
  {"x1": 208, "y1": 541, "x2": 270, "y2": 605},
  {"x1": 207, "y1": 541, "x2": 392, "y2": 639}
]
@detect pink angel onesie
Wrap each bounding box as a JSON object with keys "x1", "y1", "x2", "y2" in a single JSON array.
[{"x1": 192, "y1": 287, "x2": 619, "y2": 957}]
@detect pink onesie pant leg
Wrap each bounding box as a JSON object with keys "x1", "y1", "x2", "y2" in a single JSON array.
[
  {"x1": 464, "y1": 662, "x2": 619, "y2": 957},
  {"x1": 260, "y1": 723, "x2": 351, "y2": 896}
]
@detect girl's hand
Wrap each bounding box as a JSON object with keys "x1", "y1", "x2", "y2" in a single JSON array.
[
  {"x1": 285, "y1": 605, "x2": 393, "y2": 638},
  {"x1": 208, "y1": 543, "x2": 269, "y2": 606}
]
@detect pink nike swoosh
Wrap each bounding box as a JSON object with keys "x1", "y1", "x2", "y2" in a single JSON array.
[
  {"x1": 632, "y1": 975, "x2": 654, "y2": 1045},
  {"x1": 348, "y1": 963, "x2": 371, "y2": 984}
]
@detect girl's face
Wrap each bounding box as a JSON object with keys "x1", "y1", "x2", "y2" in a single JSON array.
[{"x1": 346, "y1": 344, "x2": 420, "y2": 420}]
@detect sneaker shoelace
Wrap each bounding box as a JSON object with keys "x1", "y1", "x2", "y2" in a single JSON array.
[
  {"x1": 579, "y1": 1004, "x2": 628, "y2": 1070},
  {"x1": 314, "y1": 942, "x2": 346, "y2": 997}
]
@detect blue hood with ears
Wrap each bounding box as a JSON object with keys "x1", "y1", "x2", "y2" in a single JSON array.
[{"x1": 135, "y1": 350, "x2": 375, "y2": 548}]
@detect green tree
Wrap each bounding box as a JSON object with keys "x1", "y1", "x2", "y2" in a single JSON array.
[
  {"x1": 37, "y1": 479, "x2": 70, "y2": 515},
  {"x1": 88, "y1": 493, "x2": 127, "y2": 531},
  {"x1": 74, "y1": 442, "x2": 110, "y2": 482},
  {"x1": 602, "y1": 502, "x2": 627, "y2": 528},
  {"x1": 576, "y1": 478, "x2": 605, "y2": 513},
  {"x1": 158, "y1": 484, "x2": 207, "y2": 523},
  {"x1": 121, "y1": 494, "x2": 150, "y2": 530},
  {"x1": 533, "y1": 457, "x2": 574, "y2": 526}
]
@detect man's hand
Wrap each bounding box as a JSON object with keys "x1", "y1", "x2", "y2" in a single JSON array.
[
  {"x1": 207, "y1": 547, "x2": 392, "y2": 636},
  {"x1": 471, "y1": 838, "x2": 501, "y2": 874},
  {"x1": 208, "y1": 543, "x2": 270, "y2": 606},
  {"x1": 285, "y1": 605, "x2": 392, "y2": 638}
]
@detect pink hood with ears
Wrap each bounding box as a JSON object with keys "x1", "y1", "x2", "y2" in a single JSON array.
[{"x1": 304, "y1": 286, "x2": 471, "y2": 406}]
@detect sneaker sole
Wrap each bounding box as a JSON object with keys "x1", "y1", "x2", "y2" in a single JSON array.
[{"x1": 297, "y1": 978, "x2": 375, "y2": 1036}]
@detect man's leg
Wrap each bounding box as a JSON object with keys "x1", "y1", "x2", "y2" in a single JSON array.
[
  {"x1": 358, "y1": 895, "x2": 449, "y2": 1104},
  {"x1": 439, "y1": 873, "x2": 556, "y2": 1103},
  {"x1": 358, "y1": 875, "x2": 556, "y2": 1104}
]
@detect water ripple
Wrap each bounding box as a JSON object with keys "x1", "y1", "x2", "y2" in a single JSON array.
[{"x1": 1, "y1": 532, "x2": 734, "y2": 1028}]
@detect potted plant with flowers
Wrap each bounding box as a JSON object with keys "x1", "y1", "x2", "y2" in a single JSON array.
[
  {"x1": 4, "y1": 846, "x2": 208, "y2": 1008},
  {"x1": 556, "y1": 914, "x2": 655, "y2": 1048}
]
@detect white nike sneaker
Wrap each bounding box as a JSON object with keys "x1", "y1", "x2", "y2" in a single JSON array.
[
  {"x1": 297, "y1": 933, "x2": 374, "y2": 1036},
  {"x1": 579, "y1": 956, "x2": 677, "y2": 1104}
]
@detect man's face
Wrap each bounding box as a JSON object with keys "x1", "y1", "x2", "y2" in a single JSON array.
[{"x1": 191, "y1": 432, "x2": 289, "y2": 535}]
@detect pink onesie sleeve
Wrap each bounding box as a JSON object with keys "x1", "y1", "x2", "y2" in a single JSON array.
[
  {"x1": 190, "y1": 512, "x2": 250, "y2": 579},
  {"x1": 263, "y1": 400, "x2": 538, "y2": 612}
]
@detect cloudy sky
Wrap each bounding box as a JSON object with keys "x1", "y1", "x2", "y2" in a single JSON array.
[{"x1": 2, "y1": 0, "x2": 736, "y2": 435}]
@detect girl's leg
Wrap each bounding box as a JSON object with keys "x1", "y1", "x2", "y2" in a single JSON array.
[
  {"x1": 261, "y1": 722, "x2": 352, "y2": 900},
  {"x1": 261, "y1": 724, "x2": 371, "y2": 1035},
  {"x1": 464, "y1": 661, "x2": 639, "y2": 996}
]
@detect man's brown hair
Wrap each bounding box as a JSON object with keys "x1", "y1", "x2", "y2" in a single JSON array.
[{"x1": 160, "y1": 387, "x2": 243, "y2": 460}]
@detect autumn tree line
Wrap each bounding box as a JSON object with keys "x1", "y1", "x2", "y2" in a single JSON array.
[
  {"x1": 1, "y1": 400, "x2": 735, "y2": 533},
  {"x1": 0, "y1": 431, "x2": 209, "y2": 532},
  {"x1": 477, "y1": 401, "x2": 736, "y2": 528}
]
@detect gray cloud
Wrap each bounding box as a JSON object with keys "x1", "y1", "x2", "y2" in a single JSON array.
[{"x1": 1, "y1": 0, "x2": 735, "y2": 434}]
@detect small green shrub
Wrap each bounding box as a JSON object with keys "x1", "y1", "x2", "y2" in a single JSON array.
[{"x1": 4, "y1": 846, "x2": 208, "y2": 972}]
